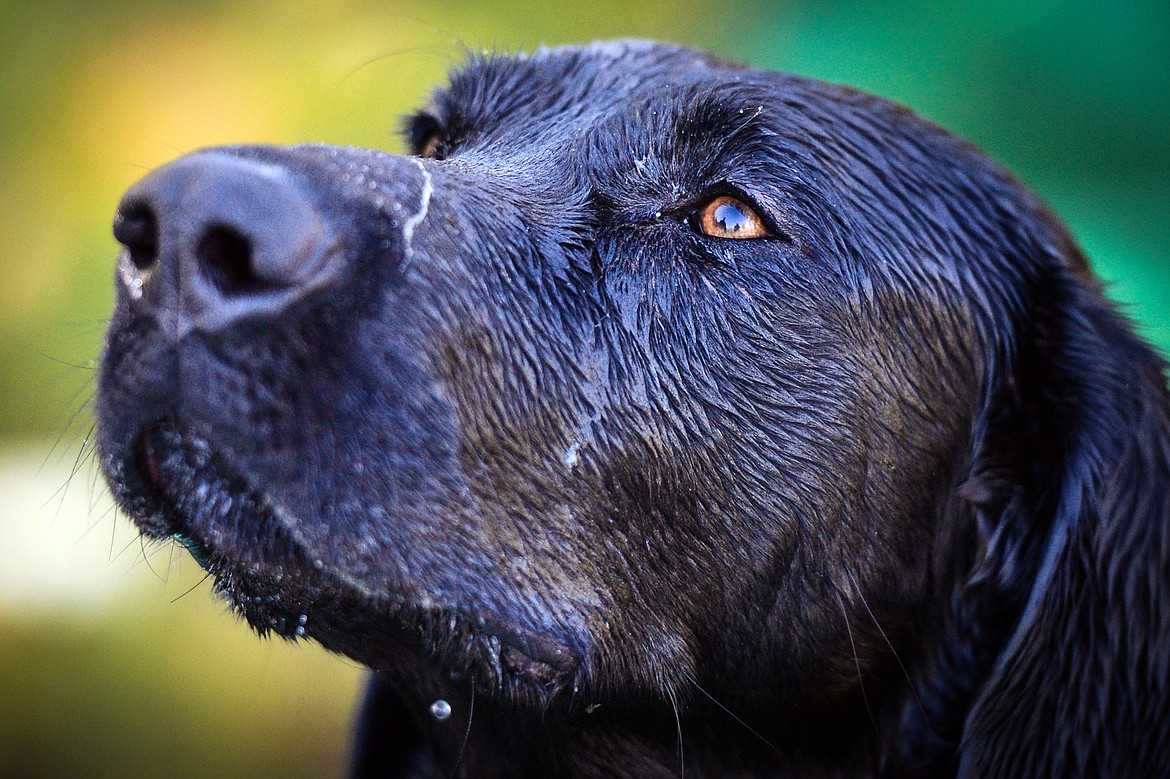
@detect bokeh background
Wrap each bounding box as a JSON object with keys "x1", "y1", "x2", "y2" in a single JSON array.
[{"x1": 1, "y1": 0, "x2": 1166, "y2": 776}]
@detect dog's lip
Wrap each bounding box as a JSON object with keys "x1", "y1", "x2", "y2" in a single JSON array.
[
  {"x1": 126, "y1": 424, "x2": 583, "y2": 684},
  {"x1": 129, "y1": 428, "x2": 223, "y2": 571},
  {"x1": 129, "y1": 426, "x2": 184, "y2": 531},
  {"x1": 127, "y1": 423, "x2": 288, "y2": 573},
  {"x1": 479, "y1": 614, "x2": 580, "y2": 674},
  {"x1": 133, "y1": 427, "x2": 171, "y2": 506}
]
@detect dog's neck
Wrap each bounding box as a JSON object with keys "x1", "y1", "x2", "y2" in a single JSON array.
[{"x1": 354, "y1": 669, "x2": 884, "y2": 778}]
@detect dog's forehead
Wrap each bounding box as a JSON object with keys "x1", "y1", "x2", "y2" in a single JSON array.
[
  {"x1": 430, "y1": 41, "x2": 754, "y2": 138},
  {"x1": 425, "y1": 43, "x2": 934, "y2": 175}
]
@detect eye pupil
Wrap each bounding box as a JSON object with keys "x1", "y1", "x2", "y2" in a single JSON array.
[{"x1": 713, "y1": 202, "x2": 749, "y2": 234}]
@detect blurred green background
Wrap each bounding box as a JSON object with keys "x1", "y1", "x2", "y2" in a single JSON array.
[{"x1": 1, "y1": 0, "x2": 1166, "y2": 776}]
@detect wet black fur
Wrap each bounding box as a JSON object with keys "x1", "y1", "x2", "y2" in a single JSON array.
[{"x1": 97, "y1": 41, "x2": 1170, "y2": 777}]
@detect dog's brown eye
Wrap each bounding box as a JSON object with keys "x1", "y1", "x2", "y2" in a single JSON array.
[
  {"x1": 419, "y1": 132, "x2": 443, "y2": 159},
  {"x1": 694, "y1": 195, "x2": 769, "y2": 240}
]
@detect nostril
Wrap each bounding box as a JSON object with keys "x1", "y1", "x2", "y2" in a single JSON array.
[
  {"x1": 197, "y1": 225, "x2": 268, "y2": 296},
  {"x1": 115, "y1": 152, "x2": 339, "y2": 326},
  {"x1": 114, "y1": 204, "x2": 159, "y2": 271}
]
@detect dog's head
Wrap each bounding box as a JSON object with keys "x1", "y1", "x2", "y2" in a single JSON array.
[{"x1": 97, "y1": 41, "x2": 1168, "y2": 775}]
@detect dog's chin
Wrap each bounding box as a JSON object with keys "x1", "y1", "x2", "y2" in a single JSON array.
[{"x1": 104, "y1": 422, "x2": 584, "y2": 705}]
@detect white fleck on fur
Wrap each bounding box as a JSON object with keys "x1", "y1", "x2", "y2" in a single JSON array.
[{"x1": 402, "y1": 158, "x2": 434, "y2": 263}]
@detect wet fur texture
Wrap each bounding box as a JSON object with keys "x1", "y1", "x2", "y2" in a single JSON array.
[{"x1": 97, "y1": 41, "x2": 1170, "y2": 777}]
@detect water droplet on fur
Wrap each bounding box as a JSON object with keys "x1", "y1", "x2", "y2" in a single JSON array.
[
  {"x1": 430, "y1": 699, "x2": 452, "y2": 720},
  {"x1": 297, "y1": 614, "x2": 308, "y2": 626}
]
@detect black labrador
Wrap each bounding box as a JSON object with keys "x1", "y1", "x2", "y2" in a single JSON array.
[{"x1": 96, "y1": 41, "x2": 1170, "y2": 777}]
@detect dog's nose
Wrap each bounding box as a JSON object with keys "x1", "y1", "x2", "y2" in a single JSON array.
[{"x1": 113, "y1": 152, "x2": 337, "y2": 331}]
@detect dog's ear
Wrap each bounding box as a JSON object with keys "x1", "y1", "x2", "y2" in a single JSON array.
[
  {"x1": 957, "y1": 259, "x2": 1170, "y2": 776},
  {"x1": 888, "y1": 230, "x2": 1170, "y2": 775}
]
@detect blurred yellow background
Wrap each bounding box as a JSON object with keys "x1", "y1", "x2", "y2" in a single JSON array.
[{"x1": 1, "y1": 0, "x2": 1166, "y2": 776}]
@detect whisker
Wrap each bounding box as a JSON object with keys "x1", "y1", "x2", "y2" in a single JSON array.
[
  {"x1": 344, "y1": 43, "x2": 461, "y2": 84},
  {"x1": 78, "y1": 502, "x2": 118, "y2": 542},
  {"x1": 109, "y1": 505, "x2": 120, "y2": 560},
  {"x1": 39, "y1": 343, "x2": 97, "y2": 448},
  {"x1": 139, "y1": 536, "x2": 163, "y2": 580},
  {"x1": 42, "y1": 414, "x2": 98, "y2": 522},
  {"x1": 42, "y1": 354, "x2": 97, "y2": 370},
  {"x1": 450, "y1": 677, "x2": 475, "y2": 778},
  {"x1": 87, "y1": 442, "x2": 107, "y2": 513},
  {"x1": 843, "y1": 568, "x2": 935, "y2": 735},
  {"x1": 665, "y1": 684, "x2": 684, "y2": 778},
  {"x1": 40, "y1": 382, "x2": 95, "y2": 474},
  {"x1": 681, "y1": 669, "x2": 781, "y2": 755},
  {"x1": 54, "y1": 319, "x2": 112, "y2": 332},
  {"x1": 171, "y1": 570, "x2": 213, "y2": 603},
  {"x1": 833, "y1": 587, "x2": 888, "y2": 754}
]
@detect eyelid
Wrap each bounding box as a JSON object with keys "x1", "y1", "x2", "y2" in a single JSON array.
[
  {"x1": 407, "y1": 113, "x2": 445, "y2": 157},
  {"x1": 419, "y1": 131, "x2": 444, "y2": 159}
]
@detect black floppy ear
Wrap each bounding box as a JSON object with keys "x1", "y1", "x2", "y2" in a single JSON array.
[
  {"x1": 952, "y1": 262, "x2": 1170, "y2": 775},
  {"x1": 886, "y1": 246, "x2": 1170, "y2": 776}
]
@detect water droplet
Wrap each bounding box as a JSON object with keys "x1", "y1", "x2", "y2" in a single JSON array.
[{"x1": 430, "y1": 699, "x2": 452, "y2": 720}]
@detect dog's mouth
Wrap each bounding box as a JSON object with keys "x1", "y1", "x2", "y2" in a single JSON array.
[
  {"x1": 119, "y1": 421, "x2": 583, "y2": 699},
  {"x1": 128, "y1": 423, "x2": 325, "y2": 636},
  {"x1": 135, "y1": 433, "x2": 210, "y2": 569}
]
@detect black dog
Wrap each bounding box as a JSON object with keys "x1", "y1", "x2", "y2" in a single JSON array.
[{"x1": 97, "y1": 41, "x2": 1170, "y2": 777}]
